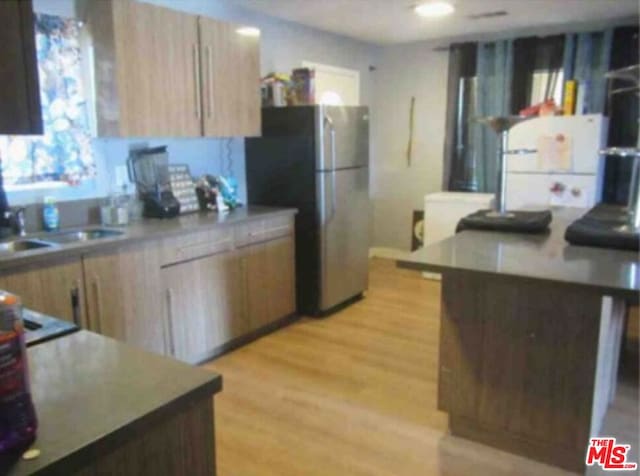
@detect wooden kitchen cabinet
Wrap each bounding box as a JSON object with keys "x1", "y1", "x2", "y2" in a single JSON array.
[
  {"x1": 199, "y1": 17, "x2": 261, "y2": 137},
  {"x1": 0, "y1": 257, "x2": 84, "y2": 325},
  {"x1": 82, "y1": 241, "x2": 167, "y2": 355},
  {"x1": 239, "y1": 234, "x2": 296, "y2": 331},
  {"x1": 83, "y1": 0, "x2": 201, "y2": 137},
  {"x1": 0, "y1": 0, "x2": 42, "y2": 134},
  {"x1": 161, "y1": 250, "x2": 246, "y2": 364},
  {"x1": 82, "y1": 0, "x2": 261, "y2": 137}
]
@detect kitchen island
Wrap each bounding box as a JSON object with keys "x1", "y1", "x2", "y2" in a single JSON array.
[
  {"x1": 3, "y1": 331, "x2": 222, "y2": 475},
  {"x1": 398, "y1": 208, "x2": 638, "y2": 473}
]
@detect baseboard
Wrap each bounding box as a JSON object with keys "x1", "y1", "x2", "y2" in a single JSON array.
[
  {"x1": 195, "y1": 312, "x2": 300, "y2": 365},
  {"x1": 369, "y1": 247, "x2": 410, "y2": 260}
]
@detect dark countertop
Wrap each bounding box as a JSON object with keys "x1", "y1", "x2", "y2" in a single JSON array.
[
  {"x1": 0, "y1": 205, "x2": 297, "y2": 269},
  {"x1": 5, "y1": 331, "x2": 222, "y2": 475},
  {"x1": 397, "y1": 207, "x2": 639, "y2": 299}
]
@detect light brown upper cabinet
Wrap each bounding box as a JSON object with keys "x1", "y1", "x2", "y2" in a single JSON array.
[
  {"x1": 199, "y1": 17, "x2": 261, "y2": 137},
  {"x1": 81, "y1": 0, "x2": 261, "y2": 138}
]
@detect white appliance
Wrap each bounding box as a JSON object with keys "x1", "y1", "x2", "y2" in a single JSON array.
[
  {"x1": 423, "y1": 192, "x2": 494, "y2": 280},
  {"x1": 506, "y1": 114, "x2": 608, "y2": 209}
]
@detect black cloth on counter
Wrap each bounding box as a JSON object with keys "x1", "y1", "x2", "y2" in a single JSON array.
[
  {"x1": 456, "y1": 209, "x2": 553, "y2": 234},
  {"x1": 564, "y1": 204, "x2": 639, "y2": 251}
]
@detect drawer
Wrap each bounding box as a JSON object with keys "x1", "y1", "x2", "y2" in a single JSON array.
[
  {"x1": 161, "y1": 228, "x2": 233, "y2": 266},
  {"x1": 234, "y1": 215, "x2": 294, "y2": 247}
]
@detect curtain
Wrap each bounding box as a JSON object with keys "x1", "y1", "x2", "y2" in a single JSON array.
[
  {"x1": 512, "y1": 35, "x2": 564, "y2": 113},
  {"x1": 563, "y1": 30, "x2": 613, "y2": 113},
  {"x1": 471, "y1": 40, "x2": 513, "y2": 193},
  {"x1": 443, "y1": 27, "x2": 632, "y2": 196},
  {"x1": 602, "y1": 26, "x2": 639, "y2": 204},
  {"x1": 443, "y1": 43, "x2": 477, "y2": 191}
]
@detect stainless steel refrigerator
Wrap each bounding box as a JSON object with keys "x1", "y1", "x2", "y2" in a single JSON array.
[{"x1": 245, "y1": 105, "x2": 370, "y2": 316}]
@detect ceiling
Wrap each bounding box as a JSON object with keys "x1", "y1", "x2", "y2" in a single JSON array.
[{"x1": 233, "y1": 0, "x2": 639, "y2": 45}]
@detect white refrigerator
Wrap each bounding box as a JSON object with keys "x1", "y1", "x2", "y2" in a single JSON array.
[{"x1": 506, "y1": 114, "x2": 609, "y2": 209}]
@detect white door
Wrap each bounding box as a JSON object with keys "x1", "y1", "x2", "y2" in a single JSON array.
[{"x1": 302, "y1": 61, "x2": 360, "y2": 106}]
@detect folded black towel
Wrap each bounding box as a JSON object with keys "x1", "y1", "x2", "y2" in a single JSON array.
[
  {"x1": 564, "y1": 206, "x2": 639, "y2": 251},
  {"x1": 456, "y1": 209, "x2": 552, "y2": 234}
]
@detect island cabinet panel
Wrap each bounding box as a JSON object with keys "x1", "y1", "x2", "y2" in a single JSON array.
[
  {"x1": 82, "y1": 242, "x2": 167, "y2": 356},
  {"x1": 0, "y1": 0, "x2": 43, "y2": 134},
  {"x1": 0, "y1": 257, "x2": 84, "y2": 325},
  {"x1": 74, "y1": 397, "x2": 215, "y2": 476},
  {"x1": 161, "y1": 250, "x2": 246, "y2": 364},
  {"x1": 239, "y1": 234, "x2": 296, "y2": 331},
  {"x1": 439, "y1": 270, "x2": 604, "y2": 472},
  {"x1": 199, "y1": 16, "x2": 261, "y2": 137}
]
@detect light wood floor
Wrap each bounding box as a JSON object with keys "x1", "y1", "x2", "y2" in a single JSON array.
[{"x1": 202, "y1": 258, "x2": 639, "y2": 476}]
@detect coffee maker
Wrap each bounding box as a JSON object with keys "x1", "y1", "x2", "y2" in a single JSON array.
[{"x1": 127, "y1": 146, "x2": 180, "y2": 219}]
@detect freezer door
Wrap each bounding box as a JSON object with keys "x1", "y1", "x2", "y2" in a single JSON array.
[
  {"x1": 315, "y1": 106, "x2": 369, "y2": 171},
  {"x1": 317, "y1": 166, "x2": 370, "y2": 311}
]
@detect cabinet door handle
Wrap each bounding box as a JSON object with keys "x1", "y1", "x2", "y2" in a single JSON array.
[
  {"x1": 193, "y1": 43, "x2": 202, "y2": 120},
  {"x1": 92, "y1": 275, "x2": 103, "y2": 334},
  {"x1": 70, "y1": 280, "x2": 81, "y2": 327},
  {"x1": 165, "y1": 288, "x2": 176, "y2": 356},
  {"x1": 205, "y1": 45, "x2": 213, "y2": 119}
]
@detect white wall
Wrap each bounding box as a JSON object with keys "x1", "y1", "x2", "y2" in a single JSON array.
[{"x1": 371, "y1": 42, "x2": 449, "y2": 251}]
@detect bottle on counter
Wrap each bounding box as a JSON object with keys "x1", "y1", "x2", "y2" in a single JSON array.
[
  {"x1": 42, "y1": 196, "x2": 59, "y2": 232},
  {"x1": 0, "y1": 291, "x2": 38, "y2": 455}
]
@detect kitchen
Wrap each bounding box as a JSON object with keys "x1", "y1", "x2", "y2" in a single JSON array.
[{"x1": 0, "y1": 0, "x2": 638, "y2": 475}]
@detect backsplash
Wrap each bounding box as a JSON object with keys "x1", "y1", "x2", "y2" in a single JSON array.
[{"x1": 6, "y1": 136, "x2": 247, "y2": 208}]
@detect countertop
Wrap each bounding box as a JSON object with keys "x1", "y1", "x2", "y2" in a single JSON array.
[
  {"x1": 4, "y1": 331, "x2": 222, "y2": 475},
  {"x1": 397, "y1": 207, "x2": 639, "y2": 299},
  {"x1": 0, "y1": 205, "x2": 297, "y2": 269}
]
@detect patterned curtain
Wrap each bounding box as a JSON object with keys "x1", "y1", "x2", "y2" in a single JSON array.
[{"x1": 0, "y1": 14, "x2": 95, "y2": 188}]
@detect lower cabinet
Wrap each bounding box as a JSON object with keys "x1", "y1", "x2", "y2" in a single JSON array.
[
  {"x1": 161, "y1": 250, "x2": 246, "y2": 364},
  {"x1": 239, "y1": 235, "x2": 296, "y2": 331},
  {"x1": 0, "y1": 215, "x2": 296, "y2": 361},
  {"x1": 82, "y1": 242, "x2": 167, "y2": 355},
  {"x1": 0, "y1": 257, "x2": 84, "y2": 324}
]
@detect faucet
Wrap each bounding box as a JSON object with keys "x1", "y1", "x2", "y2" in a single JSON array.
[{"x1": 10, "y1": 207, "x2": 26, "y2": 237}]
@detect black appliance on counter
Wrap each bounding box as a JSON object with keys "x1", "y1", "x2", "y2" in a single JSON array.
[{"x1": 127, "y1": 146, "x2": 180, "y2": 219}]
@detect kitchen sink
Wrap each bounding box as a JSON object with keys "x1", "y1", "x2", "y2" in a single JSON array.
[
  {"x1": 45, "y1": 228, "x2": 125, "y2": 244},
  {"x1": 0, "y1": 239, "x2": 53, "y2": 254}
]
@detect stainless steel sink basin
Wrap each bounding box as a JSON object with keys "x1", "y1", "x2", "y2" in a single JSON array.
[
  {"x1": 45, "y1": 228, "x2": 124, "y2": 244},
  {"x1": 0, "y1": 239, "x2": 53, "y2": 254}
]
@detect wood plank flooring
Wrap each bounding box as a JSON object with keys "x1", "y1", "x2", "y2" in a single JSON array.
[{"x1": 202, "y1": 258, "x2": 639, "y2": 476}]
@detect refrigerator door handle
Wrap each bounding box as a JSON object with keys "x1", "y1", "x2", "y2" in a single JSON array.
[{"x1": 324, "y1": 114, "x2": 337, "y2": 221}]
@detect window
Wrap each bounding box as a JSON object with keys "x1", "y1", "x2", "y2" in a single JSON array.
[
  {"x1": 529, "y1": 68, "x2": 564, "y2": 106},
  {"x1": 0, "y1": 14, "x2": 95, "y2": 190}
]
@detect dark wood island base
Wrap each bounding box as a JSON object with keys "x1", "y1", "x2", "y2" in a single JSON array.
[
  {"x1": 398, "y1": 208, "x2": 638, "y2": 474},
  {"x1": 439, "y1": 270, "x2": 626, "y2": 472},
  {"x1": 73, "y1": 398, "x2": 215, "y2": 475},
  {"x1": 6, "y1": 331, "x2": 222, "y2": 476}
]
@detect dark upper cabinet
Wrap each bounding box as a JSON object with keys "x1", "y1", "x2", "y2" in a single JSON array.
[{"x1": 0, "y1": 0, "x2": 42, "y2": 135}]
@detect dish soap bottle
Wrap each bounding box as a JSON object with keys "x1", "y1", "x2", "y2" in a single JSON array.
[{"x1": 42, "y1": 196, "x2": 59, "y2": 232}]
